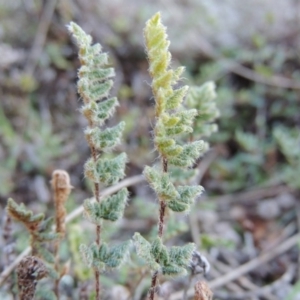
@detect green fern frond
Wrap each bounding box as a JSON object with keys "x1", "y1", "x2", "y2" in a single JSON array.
[
  {"x1": 165, "y1": 86, "x2": 189, "y2": 110},
  {"x1": 79, "y1": 243, "x2": 94, "y2": 268},
  {"x1": 144, "y1": 12, "x2": 211, "y2": 171},
  {"x1": 6, "y1": 198, "x2": 44, "y2": 232},
  {"x1": 133, "y1": 233, "x2": 160, "y2": 271},
  {"x1": 161, "y1": 243, "x2": 195, "y2": 276},
  {"x1": 83, "y1": 199, "x2": 102, "y2": 225},
  {"x1": 80, "y1": 241, "x2": 131, "y2": 271},
  {"x1": 81, "y1": 97, "x2": 119, "y2": 126},
  {"x1": 99, "y1": 188, "x2": 128, "y2": 221},
  {"x1": 79, "y1": 79, "x2": 114, "y2": 103},
  {"x1": 104, "y1": 240, "x2": 131, "y2": 268},
  {"x1": 166, "y1": 185, "x2": 203, "y2": 212},
  {"x1": 68, "y1": 22, "x2": 115, "y2": 105},
  {"x1": 144, "y1": 166, "x2": 179, "y2": 201},
  {"x1": 169, "y1": 243, "x2": 195, "y2": 267},
  {"x1": 69, "y1": 22, "x2": 130, "y2": 284},
  {"x1": 84, "y1": 153, "x2": 127, "y2": 185},
  {"x1": 139, "y1": 13, "x2": 217, "y2": 291},
  {"x1": 85, "y1": 122, "x2": 125, "y2": 151},
  {"x1": 150, "y1": 237, "x2": 169, "y2": 266},
  {"x1": 144, "y1": 12, "x2": 188, "y2": 116},
  {"x1": 67, "y1": 22, "x2": 92, "y2": 48},
  {"x1": 133, "y1": 233, "x2": 195, "y2": 276},
  {"x1": 79, "y1": 65, "x2": 115, "y2": 83},
  {"x1": 168, "y1": 141, "x2": 208, "y2": 167},
  {"x1": 185, "y1": 82, "x2": 219, "y2": 138},
  {"x1": 84, "y1": 188, "x2": 128, "y2": 223}
]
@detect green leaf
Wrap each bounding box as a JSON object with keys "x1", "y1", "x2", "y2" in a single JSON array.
[
  {"x1": 99, "y1": 188, "x2": 129, "y2": 221},
  {"x1": 144, "y1": 166, "x2": 179, "y2": 201},
  {"x1": 85, "y1": 122, "x2": 125, "y2": 151},
  {"x1": 84, "y1": 153, "x2": 127, "y2": 185},
  {"x1": 133, "y1": 233, "x2": 160, "y2": 271},
  {"x1": 83, "y1": 189, "x2": 128, "y2": 223},
  {"x1": 151, "y1": 237, "x2": 169, "y2": 265},
  {"x1": 83, "y1": 80, "x2": 114, "y2": 102},
  {"x1": 165, "y1": 86, "x2": 189, "y2": 110},
  {"x1": 6, "y1": 198, "x2": 44, "y2": 231},
  {"x1": 83, "y1": 198, "x2": 103, "y2": 225},
  {"x1": 81, "y1": 97, "x2": 119, "y2": 126},
  {"x1": 168, "y1": 141, "x2": 208, "y2": 167},
  {"x1": 79, "y1": 65, "x2": 115, "y2": 82},
  {"x1": 104, "y1": 240, "x2": 131, "y2": 268},
  {"x1": 79, "y1": 243, "x2": 93, "y2": 267},
  {"x1": 169, "y1": 243, "x2": 195, "y2": 267}
]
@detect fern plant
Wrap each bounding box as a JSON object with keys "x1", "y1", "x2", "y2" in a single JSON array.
[
  {"x1": 67, "y1": 22, "x2": 130, "y2": 300},
  {"x1": 5, "y1": 169, "x2": 73, "y2": 300},
  {"x1": 6, "y1": 199, "x2": 59, "y2": 299},
  {"x1": 6, "y1": 198, "x2": 58, "y2": 263},
  {"x1": 133, "y1": 12, "x2": 217, "y2": 299},
  {"x1": 185, "y1": 82, "x2": 219, "y2": 139}
]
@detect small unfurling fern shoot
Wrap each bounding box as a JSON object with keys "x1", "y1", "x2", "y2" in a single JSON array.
[{"x1": 68, "y1": 22, "x2": 130, "y2": 300}]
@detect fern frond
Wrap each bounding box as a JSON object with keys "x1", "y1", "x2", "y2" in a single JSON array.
[
  {"x1": 133, "y1": 233, "x2": 160, "y2": 272},
  {"x1": 168, "y1": 141, "x2": 209, "y2": 167},
  {"x1": 104, "y1": 240, "x2": 131, "y2": 268},
  {"x1": 185, "y1": 82, "x2": 219, "y2": 138},
  {"x1": 167, "y1": 185, "x2": 203, "y2": 213},
  {"x1": 84, "y1": 153, "x2": 127, "y2": 185},
  {"x1": 6, "y1": 198, "x2": 44, "y2": 232},
  {"x1": 169, "y1": 243, "x2": 195, "y2": 267},
  {"x1": 99, "y1": 188, "x2": 128, "y2": 221},
  {"x1": 83, "y1": 188, "x2": 128, "y2": 223},
  {"x1": 85, "y1": 122, "x2": 125, "y2": 151},
  {"x1": 81, "y1": 97, "x2": 119, "y2": 126},
  {"x1": 144, "y1": 166, "x2": 179, "y2": 201}
]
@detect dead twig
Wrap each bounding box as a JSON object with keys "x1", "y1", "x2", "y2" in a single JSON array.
[
  {"x1": 212, "y1": 251, "x2": 275, "y2": 300},
  {"x1": 213, "y1": 265, "x2": 295, "y2": 299},
  {"x1": 212, "y1": 185, "x2": 292, "y2": 207},
  {"x1": 25, "y1": 0, "x2": 57, "y2": 75},
  {"x1": 169, "y1": 232, "x2": 300, "y2": 299},
  {"x1": 225, "y1": 61, "x2": 300, "y2": 90},
  {"x1": 196, "y1": 36, "x2": 300, "y2": 90}
]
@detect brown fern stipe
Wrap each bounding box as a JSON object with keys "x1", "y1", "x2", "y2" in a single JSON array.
[
  {"x1": 17, "y1": 256, "x2": 48, "y2": 300},
  {"x1": 149, "y1": 158, "x2": 168, "y2": 300}
]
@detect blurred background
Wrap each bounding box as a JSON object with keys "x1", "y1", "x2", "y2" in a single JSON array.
[{"x1": 0, "y1": 0, "x2": 300, "y2": 299}]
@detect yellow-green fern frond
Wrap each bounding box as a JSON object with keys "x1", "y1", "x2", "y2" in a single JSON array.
[{"x1": 144, "y1": 12, "x2": 188, "y2": 117}]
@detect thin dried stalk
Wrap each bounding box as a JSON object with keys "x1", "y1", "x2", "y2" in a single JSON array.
[{"x1": 51, "y1": 170, "x2": 72, "y2": 299}]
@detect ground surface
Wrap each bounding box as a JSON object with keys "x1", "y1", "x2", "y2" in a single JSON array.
[{"x1": 0, "y1": 1, "x2": 300, "y2": 299}]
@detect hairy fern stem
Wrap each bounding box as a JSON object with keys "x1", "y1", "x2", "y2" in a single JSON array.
[
  {"x1": 90, "y1": 138, "x2": 101, "y2": 299},
  {"x1": 149, "y1": 157, "x2": 168, "y2": 300}
]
